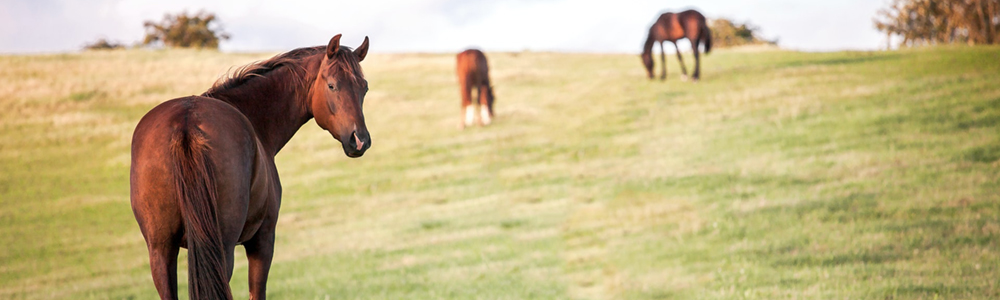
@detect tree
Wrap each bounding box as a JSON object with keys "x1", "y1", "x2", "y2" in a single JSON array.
[
  {"x1": 708, "y1": 18, "x2": 777, "y2": 48},
  {"x1": 874, "y1": 0, "x2": 1000, "y2": 46},
  {"x1": 142, "y1": 11, "x2": 231, "y2": 49}
]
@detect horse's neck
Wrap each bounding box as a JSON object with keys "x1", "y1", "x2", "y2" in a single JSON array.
[
  {"x1": 643, "y1": 33, "x2": 657, "y2": 55},
  {"x1": 211, "y1": 67, "x2": 314, "y2": 156}
]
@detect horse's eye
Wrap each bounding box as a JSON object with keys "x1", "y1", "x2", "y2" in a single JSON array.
[{"x1": 328, "y1": 83, "x2": 337, "y2": 91}]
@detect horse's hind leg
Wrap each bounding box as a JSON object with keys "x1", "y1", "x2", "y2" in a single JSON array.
[
  {"x1": 691, "y1": 42, "x2": 701, "y2": 81},
  {"x1": 459, "y1": 79, "x2": 474, "y2": 129},
  {"x1": 245, "y1": 226, "x2": 275, "y2": 300},
  {"x1": 658, "y1": 41, "x2": 667, "y2": 80},
  {"x1": 147, "y1": 242, "x2": 180, "y2": 300},
  {"x1": 225, "y1": 245, "x2": 236, "y2": 281},
  {"x1": 135, "y1": 199, "x2": 182, "y2": 300},
  {"x1": 673, "y1": 41, "x2": 689, "y2": 81},
  {"x1": 477, "y1": 84, "x2": 492, "y2": 126}
]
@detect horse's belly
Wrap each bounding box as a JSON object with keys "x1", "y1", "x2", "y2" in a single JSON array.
[{"x1": 238, "y1": 140, "x2": 279, "y2": 243}]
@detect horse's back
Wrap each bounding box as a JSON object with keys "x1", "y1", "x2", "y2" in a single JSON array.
[
  {"x1": 677, "y1": 10, "x2": 705, "y2": 21},
  {"x1": 654, "y1": 10, "x2": 706, "y2": 41},
  {"x1": 677, "y1": 10, "x2": 706, "y2": 32},
  {"x1": 130, "y1": 96, "x2": 264, "y2": 246},
  {"x1": 457, "y1": 49, "x2": 489, "y2": 85}
]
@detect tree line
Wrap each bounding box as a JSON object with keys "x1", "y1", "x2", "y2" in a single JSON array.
[{"x1": 874, "y1": 0, "x2": 1000, "y2": 46}]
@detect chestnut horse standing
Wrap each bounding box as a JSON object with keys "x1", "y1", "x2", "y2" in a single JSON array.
[
  {"x1": 456, "y1": 49, "x2": 495, "y2": 128},
  {"x1": 641, "y1": 9, "x2": 712, "y2": 81},
  {"x1": 130, "y1": 34, "x2": 370, "y2": 300}
]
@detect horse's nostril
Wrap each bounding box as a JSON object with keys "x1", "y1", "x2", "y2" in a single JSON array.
[{"x1": 352, "y1": 131, "x2": 364, "y2": 151}]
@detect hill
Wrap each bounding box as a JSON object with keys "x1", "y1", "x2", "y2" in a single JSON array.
[{"x1": 1, "y1": 46, "x2": 998, "y2": 299}]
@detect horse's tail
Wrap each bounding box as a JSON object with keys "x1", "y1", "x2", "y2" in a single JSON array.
[
  {"x1": 171, "y1": 122, "x2": 233, "y2": 300},
  {"x1": 701, "y1": 23, "x2": 713, "y2": 54}
]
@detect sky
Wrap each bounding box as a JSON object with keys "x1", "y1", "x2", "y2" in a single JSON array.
[{"x1": 0, "y1": 0, "x2": 890, "y2": 54}]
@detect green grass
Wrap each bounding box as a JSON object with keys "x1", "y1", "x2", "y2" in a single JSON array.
[{"x1": 1, "y1": 46, "x2": 998, "y2": 299}]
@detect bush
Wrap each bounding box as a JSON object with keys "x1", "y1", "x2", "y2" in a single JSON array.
[
  {"x1": 709, "y1": 18, "x2": 777, "y2": 48},
  {"x1": 82, "y1": 38, "x2": 125, "y2": 51}
]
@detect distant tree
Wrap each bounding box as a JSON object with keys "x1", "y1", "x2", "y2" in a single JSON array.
[
  {"x1": 83, "y1": 38, "x2": 125, "y2": 50},
  {"x1": 142, "y1": 11, "x2": 231, "y2": 49},
  {"x1": 874, "y1": 0, "x2": 1000, "y2": 46},
  {"x1": 708, "y1": 18, "x2": 777, "y2": 48}
]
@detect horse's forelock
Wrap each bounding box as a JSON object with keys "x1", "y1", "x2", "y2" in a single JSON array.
[{"x1": 328, "y1": 46, "x2": 365, "y2": 86}]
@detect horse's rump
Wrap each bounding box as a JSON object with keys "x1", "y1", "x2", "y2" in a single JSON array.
[
  {"x1": 456, "y1": 49, "x2": 490, "y2": 86},
  {"x1": 131, "y1": 96, "x2": 260, "y2": 300}
]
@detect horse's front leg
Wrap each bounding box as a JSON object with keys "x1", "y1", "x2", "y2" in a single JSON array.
[{"x1": 245, "y1": 225, "x2": 275, "y2": 300}]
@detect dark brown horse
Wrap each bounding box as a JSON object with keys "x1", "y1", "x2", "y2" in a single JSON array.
[
  {"x1": 456, "y1": 49, "x2": 494, "y2": 128},
  {"x1": 641, "y1": 9, "x2": 712, "y2": 81},
  {"x1": 130, "y1": 34, "x2": 370, "y2": 300}
]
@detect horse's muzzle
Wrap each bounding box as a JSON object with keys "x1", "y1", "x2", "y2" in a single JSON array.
[{"x1": 344, "y1": 130, "x2": 370, "y2": 157}]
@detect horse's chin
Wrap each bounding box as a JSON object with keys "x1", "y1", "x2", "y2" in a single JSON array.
[
  {"x1": 343, "y1": 148, "x2": 366, "y2": 158},
  {"x1": 329, "y1": 131, "x2": 368, "y2": 158}
]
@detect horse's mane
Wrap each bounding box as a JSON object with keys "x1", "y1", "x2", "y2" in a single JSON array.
[
  {"x1": 202, "y1": 45, "x2": 364, "y2": 98},
  {"x1": 203, "y1": 46, "x2": 322, "y2": 97}
]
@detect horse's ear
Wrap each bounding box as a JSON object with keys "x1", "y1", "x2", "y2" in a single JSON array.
[
  {"x1": 355, "y1": 36, "x2": 369, "y2": 62},
  {"x1": 326, "y1": 34, "x2": 342, "y2": 59}
]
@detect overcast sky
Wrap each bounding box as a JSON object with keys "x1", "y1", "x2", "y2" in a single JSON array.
[{"x1": 0, "y1": 0, "x2": 889, "y2": 54}]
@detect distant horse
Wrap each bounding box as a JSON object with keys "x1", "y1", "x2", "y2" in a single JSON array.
[
  {"x1": 641, "y1": 9, "x2": 712, "y2": 81},
  {"x1": 456, "y1": 49, "x2": 495, "y2": 128},
  {"x1": 130, "y1": 34, "x2": 371, "y2": 300}
]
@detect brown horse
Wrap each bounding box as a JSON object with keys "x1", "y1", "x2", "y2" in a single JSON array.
[
  {"x1": 130, "y1": 34, "x2": 370, "y2": 300},
  {"x1": 641, "y1": 9, "x2": 712, "y2": 81},
  {"x1": 456, "y1": 49, "x2": 495, "y2": 128}
]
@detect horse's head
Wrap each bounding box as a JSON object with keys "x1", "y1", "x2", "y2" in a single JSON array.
[
  {"x1": 640, "y1": 52, "x2": 654, "y2": 79},
  {"x1": 310, "y1": 34, "x2": 371, "y2": 158}
]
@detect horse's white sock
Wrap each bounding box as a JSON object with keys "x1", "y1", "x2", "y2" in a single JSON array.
[
  {"x1": 480, "y1": 107, "x2": 492, "y2": 125},
  {"x1": 465, "y1": 106, "x2": 476, "y2": 126}
]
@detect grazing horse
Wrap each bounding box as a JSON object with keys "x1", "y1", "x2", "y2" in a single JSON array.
[
  {"x1": 641, "y1": 9, "x2": 712, "y2": 81},
  {"x1": 456, "y1": 49, "x2": 495, "y2": 128},
  {"x1": 130, "y1": 34, "x2": 371, "y2": 300}
]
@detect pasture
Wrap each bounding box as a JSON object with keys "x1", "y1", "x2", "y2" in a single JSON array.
[{"x1": 1, "y1": 46, "x2": 998, "y2": 299}]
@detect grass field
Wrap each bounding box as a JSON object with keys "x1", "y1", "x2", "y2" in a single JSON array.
[{"x1": 1, "y1": 45, "x2": 998, "y2": 299}]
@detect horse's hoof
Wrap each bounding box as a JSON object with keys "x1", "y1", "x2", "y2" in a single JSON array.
[{"x1": 681, "y1": 75, "x2": 690, "y2": 82}]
